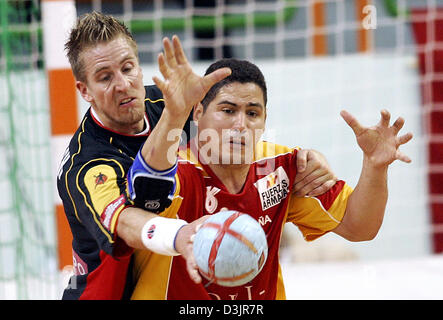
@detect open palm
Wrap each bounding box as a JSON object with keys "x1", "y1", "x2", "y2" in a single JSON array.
[
  {"x1": 153, "y1": 36, "x2": 231, "y2": 119},
  {"x1": 341, "y1": 109, "x2": 413, "y2": 168}
]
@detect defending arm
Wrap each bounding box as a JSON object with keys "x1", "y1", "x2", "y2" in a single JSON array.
[{"x1": 127, "y1": 148, "x2": 177, "y2": 213}]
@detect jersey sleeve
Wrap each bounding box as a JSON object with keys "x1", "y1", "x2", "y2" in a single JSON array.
[
  {"x1": 66, "y1": 158, "x2": 132, "y2": 257},
  {"x1": 286, "y1": 180, "x2": 354, "y2": 241}
]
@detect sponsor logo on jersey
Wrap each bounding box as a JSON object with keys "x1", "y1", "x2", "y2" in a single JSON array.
[
  {"x1": 254, "y1": 166, "x2": 289, "y2": 211},
  {"x1": 94, "y1": 172, "x2": 108, "y2": 188},
  {"x1": 100, "y1": 195, "x2": 125, "y2": 230},
  {"x1": 258, "y1": 215, "x2": 272, "y2": 226}
]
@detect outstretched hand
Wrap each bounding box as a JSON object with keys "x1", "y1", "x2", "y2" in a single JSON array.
[
  {"x1": 153, "y1": 35, "x2": 231, "y2": 120},
  {"x1": 340, "y1": 109, "x2": 413, "y2": 168},
  {"x1": 174, "y1": 215, "x2": 210, "y2": 284}
]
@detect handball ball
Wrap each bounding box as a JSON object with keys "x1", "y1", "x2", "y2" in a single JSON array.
[{"x1": 193, "y1": 210, "x2": 268, "y2": 287}]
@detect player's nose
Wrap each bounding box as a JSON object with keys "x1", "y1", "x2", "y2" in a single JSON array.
[
  {"x1": 114, "y1": 71, "x2": 131, "y2": 92},
  {"x1": 232, "y1": 112, "x2": 246, "y2": 131}
]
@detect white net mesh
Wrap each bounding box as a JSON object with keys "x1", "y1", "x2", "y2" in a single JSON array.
[{"x1": 0, "y1": 0, "x2": 59, "y2": 299}]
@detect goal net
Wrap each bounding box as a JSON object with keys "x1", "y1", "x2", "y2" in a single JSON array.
[{"x1": 0, "y1": 0, "x2": 58, "y2": 299}]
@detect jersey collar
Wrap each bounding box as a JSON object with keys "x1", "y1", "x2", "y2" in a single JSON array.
[{"x1": 90, "y1": 107, "x2": 150, "y2": 136}]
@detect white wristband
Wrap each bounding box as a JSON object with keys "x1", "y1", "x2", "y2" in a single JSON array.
[{"x1": 141, "y1": 217, "x2": 188, "y2": 256}]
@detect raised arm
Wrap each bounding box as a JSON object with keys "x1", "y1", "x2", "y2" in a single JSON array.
[
  {"x1": 142, "y1": 35, "x2": 231, "y2": 171},
  {"x1": 332, "y1": 109, "x2": 413, "y2": 241},
  {"x1": 120, "y1": 36, "x2": 230, "y2": 284}
]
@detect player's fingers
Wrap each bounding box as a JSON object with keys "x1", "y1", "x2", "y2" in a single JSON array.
[
  {"x1": 202, "y1": 67, "x2": 231, "y2": 92},
  {"x1": 172, "y1": 35, "x2": 188, "y2": 65},
  {"x1": 293, "y1": 170, "x2": 317, "y2": 193},
  {"x1": 186, "y1": 248, "x2": 202, "y2": 284},
  {"x1": 340, "y1": 110, "x2": 365, "y2": 136},
  {"x1": 293, "y1": 168, "x2": 326, "y2": 196},
  {"x1": 379, "y1": 109, "x2": 391, "y2": 127},
  {"x1": 157, "y1": 52, "x2": 170, "y2": 79},
  {"x1": 195, "y1": 223, "x2": 203, "y2": 233},
  {"x1": 162, "y1": 37, "x2": 177, "y2": 68},
  {"x1": 391, "y1": 117, "x2": 405, "y2": 135},
  {"x1": 294, "y1": 172, "x2": 335, "y2": 197},
  {"x1": 296, "y1": 149, "x2": 308, "y2": 173},
  {"x1": 152, "y1": 76, "x2": 165, "y2": 93},
  {"x1": 306, "y1": 179, "x2": 337, "y2": 197},
  {"x1": 396, "y1": 150, "x2": 412, "y2": 163},
  {"x1": 397, "y1": 132, "x2": 413, "y2": 146},
  {"x1": 294, "y1": 158, "x2": 320, "y2": 185}
]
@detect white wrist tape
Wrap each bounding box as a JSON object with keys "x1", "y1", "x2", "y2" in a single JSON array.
[{"x1": 141, "y1": 217, "x2": 188, "y2": 256}]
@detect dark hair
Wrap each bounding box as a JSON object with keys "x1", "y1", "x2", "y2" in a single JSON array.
[
  {"x1": 201, "y1": 58, "x2": 267, "y2": 110},
  {"x1": 65, "y1": 11, "x2": 138, "y2": 82}
]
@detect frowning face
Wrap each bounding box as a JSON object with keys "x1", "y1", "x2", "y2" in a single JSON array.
[
  {"x1": 76, "y1": 36, "x2": 146, "y2": 135},
  {"x1": 193, "y1": 82, "x2": 266, "y2": 166}
]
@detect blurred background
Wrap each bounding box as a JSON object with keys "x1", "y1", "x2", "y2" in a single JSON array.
[{"x1": 0, "y1": 0, "x2": 442, "y2": 299}]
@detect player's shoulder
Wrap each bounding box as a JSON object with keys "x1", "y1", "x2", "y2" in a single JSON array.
[
  {"x1": 144, "y1": 85, "x2": 165, "y2": 129},
  {"x1": 144, "y1": 85, "x2": 164, "y2": 106},
  {"x1": 177, "y1": 146, "x2": 208, "y2": 176},
  {"x1": 69, "y1": 118, "x2": 109, "y2": 155},
  {"x1": 254, "y1": 141, "x2": 298, "y2": 161},
  {"x1": 63, "y1": 118, "x2": 125, "y2": 175}
]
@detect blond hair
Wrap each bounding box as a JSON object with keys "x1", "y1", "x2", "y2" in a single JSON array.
[{"x1": 65, "y1": 11, "x2": 138, "y2": 82}]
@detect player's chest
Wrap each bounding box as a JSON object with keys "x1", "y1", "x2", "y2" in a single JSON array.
[{"x1": 202, "y1": 165, "x2": 292, "y2": 233}]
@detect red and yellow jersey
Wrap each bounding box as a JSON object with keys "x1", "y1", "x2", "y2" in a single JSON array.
[{"x1": 131, "y1": 141, "x2": 353, "y2": 300}]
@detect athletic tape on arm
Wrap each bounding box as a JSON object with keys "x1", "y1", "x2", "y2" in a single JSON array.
[{"x1": 127, "y1": 149, "x2": 177, "y2": 213}]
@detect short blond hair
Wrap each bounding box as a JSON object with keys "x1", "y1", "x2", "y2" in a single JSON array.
[{"x1": 65, "y1": 11, "x2": 138, "y2": 82}]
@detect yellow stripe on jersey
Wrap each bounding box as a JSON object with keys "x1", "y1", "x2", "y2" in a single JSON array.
[
  {"x1": 286, "y1": 183, "x2": 353, "y2": 241},
  {"x1": 178, "y1": 147, "x2": 199, "y2": 165},
  {"x1": 84, "y1": 164, "x2": 119, "y2": 213},
  {"x1": 254, "y1": 141, "x2": 299, "y2": 161},
  {"x1": 65, "y1": 117, "x2": 87, "y2": 223},
  {"x1": 177, "y1": 147, "x2": 208, "y2": 177},
  {"x1": 145, "y1": 97, "x2": 165, "y2": 104},
  {"x1": 132, "y1": 251, "x2": 174, "y2": 300},
  {"x1": 131, "y1": 173, "x2": 184, "y2": 300},
  {"x1": 83, "y1": 164, "x2": 124, "y2": 235},
  {"x1": 77, "y1": 159, "x2": 125, "y2": 243},
  {"x1": 275, "y1": 263, "x2": 287, "y2": 300}
]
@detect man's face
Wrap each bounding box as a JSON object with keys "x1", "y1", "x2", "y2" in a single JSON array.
[
  {"x1": 193, "y1": 82, "x2": 266, "y2": 165},
  {"x1": 76, "y1": 36, "x2": 146, "y2": 134}
]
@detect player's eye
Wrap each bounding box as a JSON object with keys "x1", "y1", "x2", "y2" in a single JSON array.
[
  {"x1": 99, "y1": 74, "x2": 111, "y2": 82},
  {"x1": 222, "y1": 108, "x2": 235, "y2": 114},
  {"x1": 247, "y1": 110, "x2": 258, "y2": 117},
  {"x1": 122, "y1": 64, "x2": 133, "y2": 73}
]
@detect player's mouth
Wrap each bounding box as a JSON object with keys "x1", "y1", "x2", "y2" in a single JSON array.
[
  {"x1": 229, "y1": 139, "x2": 246, "y2": 146},
  {"x1": 119, "y1": 97, "x2": 136, "y2": 107}
]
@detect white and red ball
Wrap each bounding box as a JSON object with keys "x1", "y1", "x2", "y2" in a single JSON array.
[{"x1": 193, "y1": 210, "x2": 268, "y2": 287}]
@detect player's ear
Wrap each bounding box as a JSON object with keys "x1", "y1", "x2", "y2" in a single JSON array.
[
  {"x1": 76, "y1": 80, "x2": 93, "y2": 103},
  {"x1": 193, "y1": 102, "x2": 204, "y2": 122}
]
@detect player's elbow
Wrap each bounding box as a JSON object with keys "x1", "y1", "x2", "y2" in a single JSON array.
[
  {"x1": 333, "y1": 215, "x2": 382, "y2": 242},
  {"x1": 345, "y1": 230, "x2": 379, "y2": 242}
]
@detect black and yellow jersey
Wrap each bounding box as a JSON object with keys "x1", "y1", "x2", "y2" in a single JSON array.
[{"x1": 57, "y1": 85, "x2": 188, "y2": 300}]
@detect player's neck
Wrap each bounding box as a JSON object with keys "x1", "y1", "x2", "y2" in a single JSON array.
[
  {"x1": 208, "y1": 163, "x2": 250, "y2": 194},
  {"x1": 91, "y1": 107, "x2": 147, "y2": 135}
]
